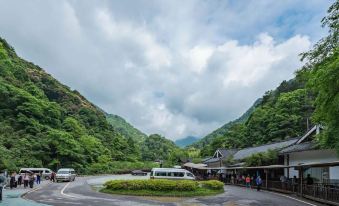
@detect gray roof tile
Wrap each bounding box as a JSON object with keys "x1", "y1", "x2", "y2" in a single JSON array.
[{"x1": 233, "y1": 138, "x2": 298, "y2": 160}]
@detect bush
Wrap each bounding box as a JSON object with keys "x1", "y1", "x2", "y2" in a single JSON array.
[
  {"x1": 104, "y1": 179, "x2": 198, "y2": 191},
  {"x1": 200, "y1": 180, "x2": 224, "y2": 190}
]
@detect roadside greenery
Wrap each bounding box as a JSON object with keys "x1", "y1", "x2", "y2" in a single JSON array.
[{"x1": 102, "y1": 179, "x2": 224, "y2": 197}]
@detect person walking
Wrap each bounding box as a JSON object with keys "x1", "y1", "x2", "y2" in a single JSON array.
[
  {"x1": 29, "y1": 173, "x2": 34, "y2": 188},
  {"x1": 245, "y1": 175, "x2": 251, "y2": 188},
  {"x1": 51, "y1": 171, "x2": 56, "y2": 183},
  {"x1": 36, "y1": 173, "x2": 41, "y2": 185},
  {"x1": 10, "y1": 172, "x2": 16, "y2": 189},
  {"x1": 256, "y1": 176, "x2": 263, "y2": 191},
  {"x1": 18, "y1": 174, "x2": 22, "y2": 187},
  {"x1": 23, "y1": 173, "x2": 29, "y2": 188}
]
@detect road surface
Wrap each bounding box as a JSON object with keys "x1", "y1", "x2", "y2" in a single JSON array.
[{"x1": 24, "y1": 175, "x2": 324, "y2": 206}]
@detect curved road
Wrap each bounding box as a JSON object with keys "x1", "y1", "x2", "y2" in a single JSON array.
[{"x1": 24, "y1": 175, "x2": 324, "y2": 206}]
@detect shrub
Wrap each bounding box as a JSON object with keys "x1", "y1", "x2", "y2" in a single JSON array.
[
  {"x1": 104, "y1": 179, "x2": 198, "y2": 191},
  {"x1": 200, "y1": 180, "x2": 224, "y2": 190}
]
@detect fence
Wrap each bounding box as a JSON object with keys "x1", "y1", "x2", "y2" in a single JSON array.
[{"x1": 224, "y1": 178, "x2": 339, "y2": 205}]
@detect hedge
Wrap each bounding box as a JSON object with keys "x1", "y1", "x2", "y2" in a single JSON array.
[
  {"x1": 200, "y1": 180, "x2": 224, "y2": 190},
  {"x1": 104, "y1": 179, "x2": 199, "y2": 191}
]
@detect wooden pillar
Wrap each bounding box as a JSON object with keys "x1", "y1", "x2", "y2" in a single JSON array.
[
  {"x1": 265, "y1": 169, "x2": 268, "y2": 189},
  {"x1": 299, "y1": 167, "x2": 304, "y2": 196},
  {"x1": 287, "y1": 154, "x2": 290, "y2": 179}
]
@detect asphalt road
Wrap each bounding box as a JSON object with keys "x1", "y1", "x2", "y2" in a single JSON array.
[{"x1": 24, "y1": 175, "x2": 324, "y2": 206}]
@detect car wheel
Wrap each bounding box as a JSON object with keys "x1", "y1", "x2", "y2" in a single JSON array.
[{"x1": 45, "y1": 176, "x2": 50, "y2": 180}]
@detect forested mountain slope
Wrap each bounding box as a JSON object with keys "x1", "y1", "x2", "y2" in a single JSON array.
[
  {"x1": 175, "y1": 136, "x2": 200, "y2": 148},
  {"x1": 0, "y1": 38, "x2": 142, "y2": 173},
  {"x1": 106, "y1": 114, "x2": 147, "y2": 142},
  {"x1": 198, "y1": 78, "x2": 314, "y2": 156},
  {"x1": 190, "y1": 99, "x2": 261, "y2": 150}
]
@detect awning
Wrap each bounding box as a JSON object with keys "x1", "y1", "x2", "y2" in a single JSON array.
[
  {"x1": 293, "y1": 160, "x2": 339, "y2": 168},
  {"x1": 183, "y1": 163, "x2": 208, "y2": 169}
]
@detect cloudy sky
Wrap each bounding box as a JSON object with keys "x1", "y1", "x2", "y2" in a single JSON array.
[{"x1": 0, "y1": 0, "x2": 333, "y2": 140}]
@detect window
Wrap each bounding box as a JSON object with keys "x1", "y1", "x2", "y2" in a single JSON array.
[
  {"x1": 155, "y1": 172, "x2": 167, "y2": 176},
  {"x1": 45, "y1": 170, "x2": 50, "y2": 173},
  {"x1": 173, "y1": 172, "x2": 184, "y2": 177},
  {"x1": 186, "y1": 173, "x2": 194, "y2": 177},
  {"x1": 151, "y1": 171, "x2": 154, "y2": 176}
]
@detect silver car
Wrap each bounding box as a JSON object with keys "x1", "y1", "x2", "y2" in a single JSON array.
[{"x1": 56, "y1": 168, "x2": 76, "y2": 182}]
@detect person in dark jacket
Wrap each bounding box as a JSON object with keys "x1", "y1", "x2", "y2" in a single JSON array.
[
  {"x1": 36, "y1": 173, "x2": 41, "y2": 184},
  {"x1": 10, "y1": 172, "x2": 16, "y2": 189},
  {"x1": 306, "y1": 174, "x2": 313, "y2": 185},
  {"x1": 18, "y1": 174, "x2": 23, "y2": 187},
  {"x1": 256, "y1": 176, "x2": 263, "y2": 191},
  {"x1": 29, "y1": 174, "x2": 34, "y2": 188}
]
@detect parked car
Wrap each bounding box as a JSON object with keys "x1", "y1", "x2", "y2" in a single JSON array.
[
  {"x1": 150, "y1": 168, "x2": 195, "y2": 180},
  {"x1": 55, "y1": 168, "x2": 76, "y2": 182},
  {"x1": 19, "y1": 168, "x2": 53, "y2": 180},
  {"x1": 131, "y1": 170, "x2": 147, "y2": 176}
]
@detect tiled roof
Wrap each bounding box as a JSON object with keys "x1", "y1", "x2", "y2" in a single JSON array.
[
  {"x1": 232, "y1": 138, "x2": 298, "y2": 160},
  {"x1": 218, "y1": 149, "x2": 238, "y2": 157},
  {"x1": 203, "y1": 157, "x2": 221, "y2": 163},
  {"x1": 279, "y1": 141, "x2": 317, "y2": 154}
]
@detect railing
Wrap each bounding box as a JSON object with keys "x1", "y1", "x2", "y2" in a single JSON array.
[
  {"x1": 223, "y1": 178, "x2": 339, "y2": 204},
  {"x1": 303, "y1": 184, "x2": 339, "y2": 203}
]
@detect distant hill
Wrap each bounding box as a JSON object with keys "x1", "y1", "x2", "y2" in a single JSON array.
[
  {"x1": 175, "y1": 136, "x2": 200, "y2": 148},
  {"x1": 106, "y1": 114, "x2": 147, "y2": 142},
  {"x1": 190, "y1": 98, "x2": 261, "y2": 149}
]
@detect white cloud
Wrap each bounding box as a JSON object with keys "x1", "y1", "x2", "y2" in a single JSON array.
[{"x1": 0, "y1": 0, "x2": 330, "y2": 140}]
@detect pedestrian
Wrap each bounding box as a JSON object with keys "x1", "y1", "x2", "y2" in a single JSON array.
[
  {"x1": 10, "y1": 172, "x2": 16, "y2": 189},
  {"x1": 292, "y1": 175, "x2": 298, "y2": 192},
  {"x1": 29, "y1": 173, "x2": 34, "y2": 188},
  {"x1": 306, "y1": 174, "x2": 313, "y2": 185},
  {"x1": 245, "y1": 175, "x2": 251, "y2": 188},
  {"x1": 51, "y1": 171, "x2": 56, "y2": 183},
  {"x1": 231, "y1": 175, "x2": 235, "y2": 184},
  {"x1": 18, "y1": 174, "x2": 23, "y2": 187},
  {"x1": 23, "y1": 173, "x2": 29, "y2": 188},
  {"x1": 36, "y1": 172, "x2": 41, "y2": 184},
  {"x1": 256, "y1": 176, "x2": 262, "y2": 191}
]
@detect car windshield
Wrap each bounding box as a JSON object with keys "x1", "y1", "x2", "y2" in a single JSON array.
[{"x1": 57, "y1": 171, "x2": 70, "y2": 174}]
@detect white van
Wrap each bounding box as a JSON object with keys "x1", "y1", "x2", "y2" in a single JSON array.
[
  {"x1": 56, "y1": 168, "x2": 76, "y2": 182},
  {"x1": 150, "y1": 168, "x2": 195, "y2": 180},
  {"x1": 19, "y1": 168, "x2": 53, "y2": 180}
]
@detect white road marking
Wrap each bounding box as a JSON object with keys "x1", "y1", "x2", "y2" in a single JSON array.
[
  {"x1": 60, "y1": 182, "x2": 78, "y2": 198},
  {"x1": 265, "y1": 190, "x2": 318, "y2": 206}
]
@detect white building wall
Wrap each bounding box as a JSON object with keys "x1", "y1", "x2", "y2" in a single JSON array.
[{"x1": 285, "y1": 149, "x2": 339, "y2": 179}]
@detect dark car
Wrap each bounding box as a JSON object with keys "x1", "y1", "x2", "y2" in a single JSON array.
[{"x1": 131, "y1": 170, "x2": 147, "y2": 176}]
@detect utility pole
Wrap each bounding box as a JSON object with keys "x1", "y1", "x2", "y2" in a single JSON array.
[{"x1": 306, "y1": 118, "x2": 310, "y2": 131}]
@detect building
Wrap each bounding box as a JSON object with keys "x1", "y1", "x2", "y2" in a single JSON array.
[
  {"x1": 203, "y1": 149, "x2": 238, "y2": 167},
  {"x1": 280, "y1": 125, "x2": 339, "y2": 183}
]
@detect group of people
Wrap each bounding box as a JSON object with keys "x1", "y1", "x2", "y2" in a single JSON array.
[{"x1": 9, "y1": 172, "x2": 42, "y2": 189}]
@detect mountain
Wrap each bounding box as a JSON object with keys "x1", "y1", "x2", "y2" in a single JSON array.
[
  {"x1": 0, "y1": 38, "x2": 143, "y2": 173},
  {"x1": 197, "y1": 78, "x2": 315, "y2": 156},
  {"x1": 175, "y1": 136, "x2": 200, "y2": 148},
  {"x1": 106, "y1": 114, "x2": 147, "y2": 142},
  {"x1": 190, "y1": 98, "x2": 261, "y2": 150}
]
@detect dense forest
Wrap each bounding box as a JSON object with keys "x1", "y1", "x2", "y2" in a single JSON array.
[
  {"x1": 0, "y1": 38, "x2": 184, "y2": 173},
  {"x1": 190, "y1": 1, "x2": 339, "y2": 157}
]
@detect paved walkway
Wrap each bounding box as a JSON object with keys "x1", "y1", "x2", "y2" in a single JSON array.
[
  {"x1": 24, "y1": 175, "x2": 324, "y2": 206},
  {"x1": 1, "y1": 180, "x2": 50, "y2": 206}
]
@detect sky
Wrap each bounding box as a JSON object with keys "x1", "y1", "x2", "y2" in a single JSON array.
[{"x1": 0, "y1": 0, "x2": 334, "y2": 140}]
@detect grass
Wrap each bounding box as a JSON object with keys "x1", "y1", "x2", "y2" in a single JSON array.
[{"x1": 100, "y1": 187, "x2": 224, "y2": 197}]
